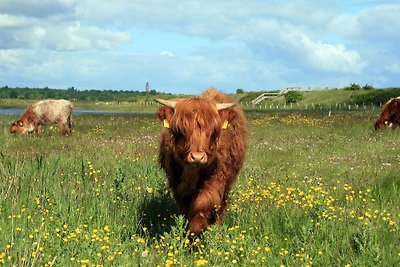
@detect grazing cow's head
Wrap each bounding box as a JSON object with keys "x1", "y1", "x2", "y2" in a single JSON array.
[
  {"x1": 374, "y1": 119, "x2": 390, "y2": 130},
  {"x1": 9, "y1": 120, "x2": 32, "y2": 134},
  {"x1": 156, "y1": 97, "x2": 235, "y2": 167}
]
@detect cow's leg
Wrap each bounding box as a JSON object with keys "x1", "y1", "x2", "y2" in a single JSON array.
[
  {"x1": 59, "y1": 122, "x2": 70, "y2": 136},
  {"x1": 174, "y1": 194, "x2": 192, "y2": 218},
  {"x1": 32, "y1": 119, "x2": 41, "y2": 136},
  {"x1": 174, "y1": 167, "x2": 200, "y2": 222},
  {"x1": 34, "y1": 124, "x2": 41, "y2": 136},
  {"x1": 215, "y1": 194, "x2": 230, "y2": 225},
  {"x1": 188, "y1": 215, "x2": 207, "y2": 236},
  {"x1": 188, "y1": 179, "x2": 225, "y2": 235},
  {"x1": 67, "y1": 115, "x2": 73, "y2": 132}
]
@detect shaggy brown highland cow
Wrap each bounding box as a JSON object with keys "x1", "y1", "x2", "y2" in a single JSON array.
[
  {"x1": 155, "y1": 88, "x2": 247, "y2": 235},
  {"x1": 9, "y1": 99, "x2": 73, "y2": 136}
]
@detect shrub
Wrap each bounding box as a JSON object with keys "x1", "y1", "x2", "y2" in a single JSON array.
[
  {"x1": 344, "y1": 83, "x2": 361, "y2": 90},
  {"x1": 352, "y1": 88, "x2": 400, "y2": 105},
  {"x1": 362, "y1": 84, "x2": 375, "y2": 90},
  {"x1": 285, "y1": 91, "x2": 303, "y2": 104}
]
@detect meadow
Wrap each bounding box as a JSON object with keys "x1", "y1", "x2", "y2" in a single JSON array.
[{"x1": 0, "y1": 108, "x2": 399, "y2": 266}]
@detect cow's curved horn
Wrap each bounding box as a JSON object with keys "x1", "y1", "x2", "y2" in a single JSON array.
[
  {"x1": 216, "y1": 102, "x2": 236, "y2": 111},
  {"x1": 154, "y1": 98, "x2": 177, "y2": 108}
]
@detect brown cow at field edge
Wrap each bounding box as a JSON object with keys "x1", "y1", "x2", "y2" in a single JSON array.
[
  {"x1": 10, "y1": 99, "x2": 73, "y2": 136},
  {"x1": 155, "y1": 88, "x2": 247, "y2": 235},
  {"x1": 374, "y1": 97, "x2": 400, "y2": 130}
]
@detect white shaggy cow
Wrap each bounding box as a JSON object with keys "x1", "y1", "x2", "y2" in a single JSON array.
[{"x1": 10, "y1": 99, "x2": 73, "y2": 136}]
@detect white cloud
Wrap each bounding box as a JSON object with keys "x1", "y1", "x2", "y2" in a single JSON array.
[
  {"x1": 45, "y1": 23, "x2": 132, "y2": 51},
  {"x1": 0, "y1": 18, "x2": 132, "y2": 51},
  {"x1": 0, "y1": 1, "x2": 132, "y2": 51},
  {"x1": 160, "y1": 51, "x2": 174, "y2": 57},
  {"x1": 0, "y1": 14, "x2": 39, "y2": 27},
  {"x1": 386, "y1": 63, "x2": 400, "y2": 74},
  {"x1": 0, "y1": 0, "x2": 74, "y2": 18},
  {"x1": 0, "y1": 49, "x2": 24, "y2": 64},
  {"x1": 290, "y1": 34, "x2": 368, "y2": 74},
  {"x1": 330, "y1": 3, "x2": 400, "y2": 43},
  {"x1": 228, "y1": 17, "x2": 368, "y2": 74}
]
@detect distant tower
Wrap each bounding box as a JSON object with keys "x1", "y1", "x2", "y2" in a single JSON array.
[{"x1": 146, "y1": 82, "x2": 150, "y2": 93}]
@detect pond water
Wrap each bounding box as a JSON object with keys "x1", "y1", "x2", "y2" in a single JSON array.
[
  {"x1": 0, "y1": 108, "x2": 153, "y2": 116},
  {"x1": 0, "y1": 108, "x2": 24, "y2": 115}
]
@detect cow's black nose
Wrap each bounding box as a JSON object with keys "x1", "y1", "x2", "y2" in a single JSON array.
[{"x1": 188, "y1": 152, "x2": 207, "y2": 164}]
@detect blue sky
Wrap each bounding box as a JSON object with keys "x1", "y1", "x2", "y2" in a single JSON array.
[{"x1": 0, "y1": 0, "x2": 399, "y2": 94}]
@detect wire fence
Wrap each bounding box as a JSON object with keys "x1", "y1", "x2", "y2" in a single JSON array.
[
  {"x1": 241, "y1": 102, "x2": 383, "y2": 111},
  {"x1": 97, "y1": 100, "x2": 384, "y2": 112}
]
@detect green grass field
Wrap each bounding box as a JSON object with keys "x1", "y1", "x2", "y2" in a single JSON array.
[{"x1": 0, "y1": 109, "x2": 399, "y2": 266}]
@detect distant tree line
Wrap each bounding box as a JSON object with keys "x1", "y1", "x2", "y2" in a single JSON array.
[{"x1": 0, "y1": 86, "x2": 164, "y2": 102}]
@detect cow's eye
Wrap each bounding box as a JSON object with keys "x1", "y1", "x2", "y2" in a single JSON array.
[
  {"x1": 211, "y1": 130, "x2": 219, "y2": 141},
  {"x1": 171, "y1": 131, "x2": 185, "y2": 141}
]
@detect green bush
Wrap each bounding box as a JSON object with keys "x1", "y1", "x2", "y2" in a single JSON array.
[
  {"x1": 352, "y1": 88, "x2": 400, "y2": 105},
  {"x1": 285, "y1": 91, "x2": 304, "y2": 104},
  {"x1": 344, "y1": 83, "x2": 361, "y2": 90},
  {"x1": 362, "y1": 84, "x2": 375, "y2": 90}
]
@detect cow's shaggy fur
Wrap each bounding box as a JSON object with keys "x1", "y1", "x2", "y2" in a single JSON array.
[
  {"x1": 156, "y1": 88, "x2": 247, "y2": 235},
  {"x1": 10, "y1": 99, "x2": 73, "y2": 136},
  {"x1": 374, "y1": 97, "x2": 400, "y2": 130}
]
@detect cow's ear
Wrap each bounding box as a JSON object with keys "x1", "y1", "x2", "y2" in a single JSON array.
[
  {"x1": 218, "y1": 107, "x2": 237, "y2": 126},
  {"x1": 156, "y1": 106, "x2": 174, "y2": 127}
]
